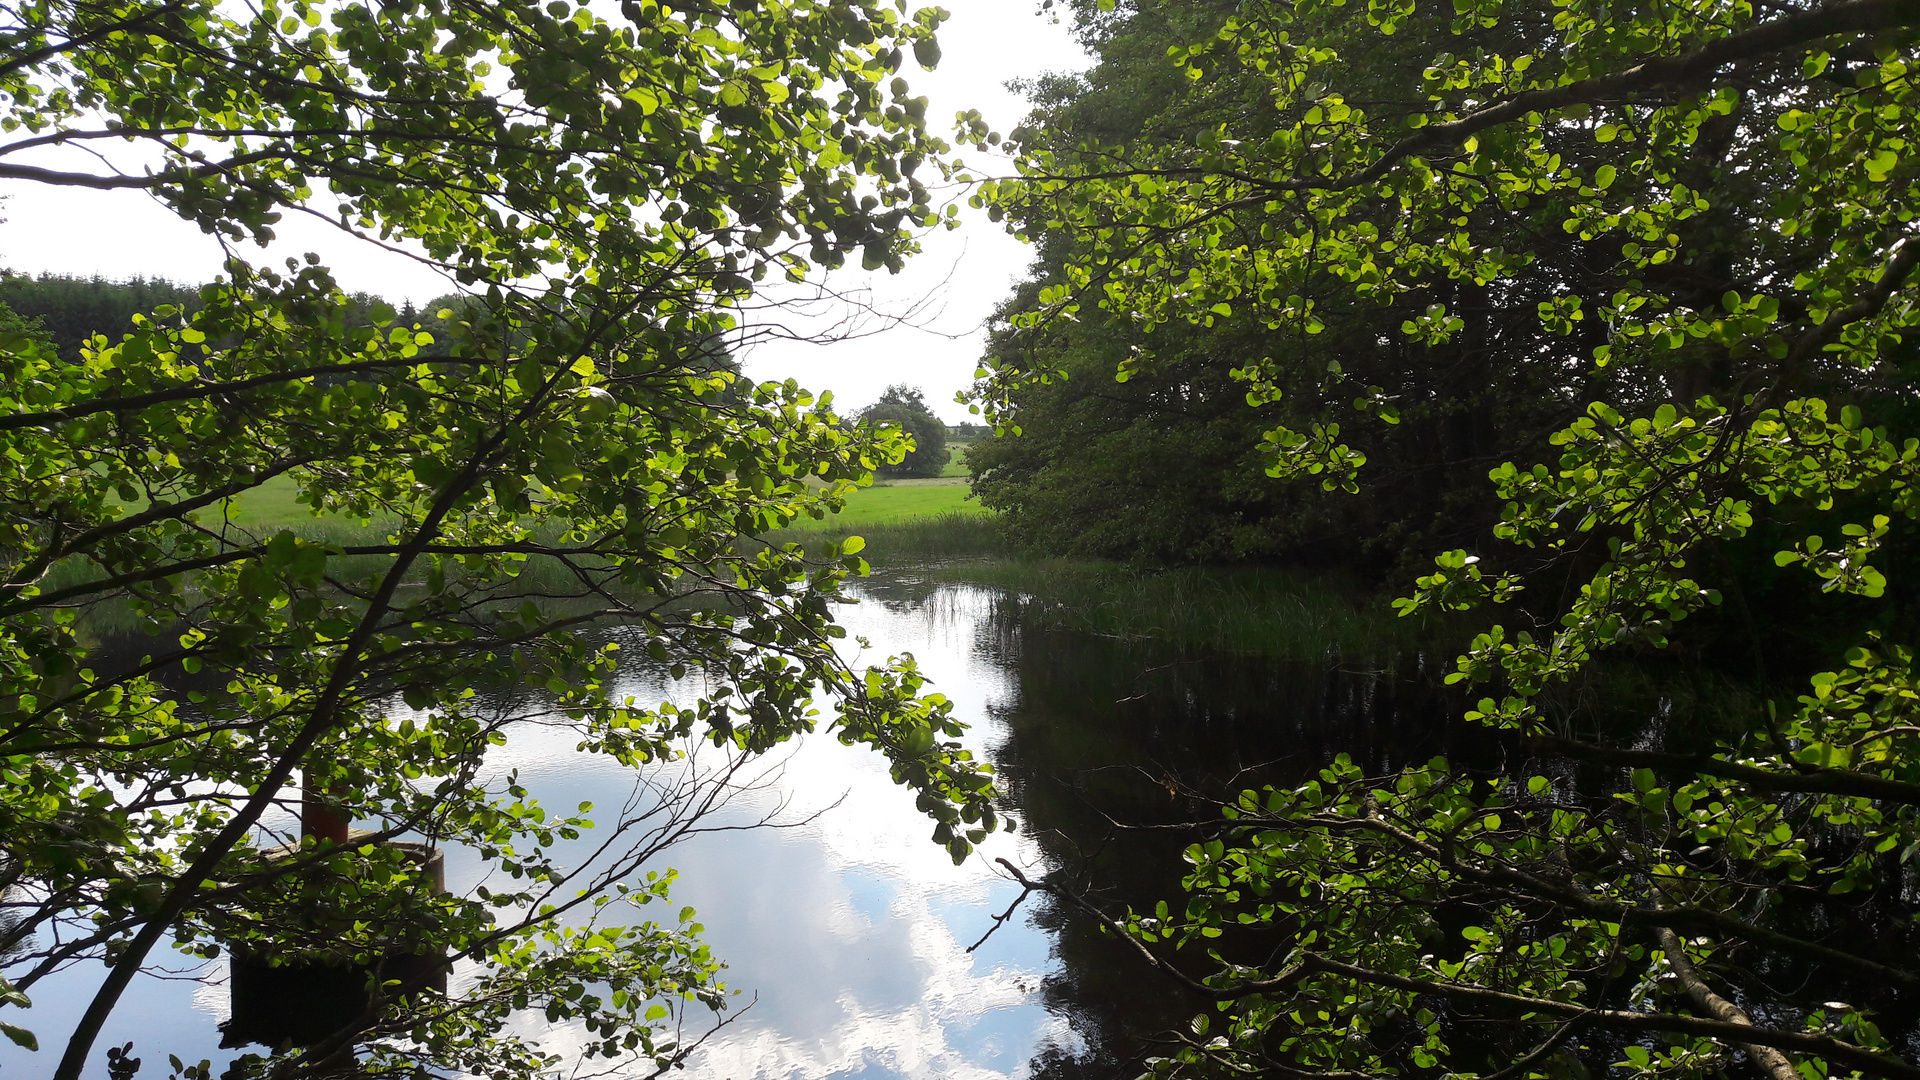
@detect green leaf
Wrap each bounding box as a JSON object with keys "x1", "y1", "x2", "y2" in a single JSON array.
[{"x1": 0, "y1": 1022, "x2": 36, "y2": 1052}]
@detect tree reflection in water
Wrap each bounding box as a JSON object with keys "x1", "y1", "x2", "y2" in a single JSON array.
[{"x1": 955, "y1": 583, "x2": 1469, "y2": 1079}]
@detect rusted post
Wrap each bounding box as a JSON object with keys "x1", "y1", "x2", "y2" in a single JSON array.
[
  {"x1": 222, "y1": 838, "x2": 447, "y2": 1052},
  {"x1": 301, "y1": 769, "x2": 351, "y2": 846}
]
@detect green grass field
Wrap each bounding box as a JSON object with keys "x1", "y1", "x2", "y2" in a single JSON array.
[
  {"x1": 214, "y1": 471, "x2": 987, "y2": 532},
  {"x1": 801, "y1": 480, "x2": 985, "y2": 528},
  {"x1": 216, "y1": 474, "x2": 347, "y2": 527}
]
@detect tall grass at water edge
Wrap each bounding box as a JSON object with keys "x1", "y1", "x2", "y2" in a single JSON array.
[
  {"x1": 752, "y1": 511, "x2": 1005, "y2": 565},
  {"x1": 938, "y1": 560, "x2": 1451, "y2": 663},
  {"x1": 30, "y1": 504, "x2": 1762, "y2": 738},
  {"x1": 917, "y1": 553, "x2": 1769, "y2": 738},
  {"x1": 47, "y1": 505, "x2": 1394, "y2": 667},
  {"x1": 758, "y1": 512, "x2": 1457, "y2": 663},
  {"x1": 765, "y1": 515, "x2": 1780, "y2": 734}
]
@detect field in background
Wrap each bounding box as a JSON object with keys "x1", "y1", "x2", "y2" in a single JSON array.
[
  {"x1": 210, "y1": 470, "x2": 988, "y2": 538},
  {"x1": 109, "y1": 457, "x2": 1741, "y2": 731},
  {"x1": 216, "y1": 474, "x2": 343, "y2": 527},
  {"x1": 798, "y1": 479, "x2": 983, "y2": 528}
]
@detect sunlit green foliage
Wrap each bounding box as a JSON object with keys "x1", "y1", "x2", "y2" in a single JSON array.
[
  {"x1": 0, "y1": 0, "x2": 996, "y2": 1077},
  {"x1": 975, "y1": 0, "x2": 1920, "y2": 1075},
  {"x1": 966, "y1": 2, "x2": 1613, "y2": 569}
]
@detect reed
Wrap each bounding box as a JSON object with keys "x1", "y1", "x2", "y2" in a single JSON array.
[
  {"x1": 750, "y1": 515, "x2": 1467, "y2": 662},
  {"x1": 938, "y1": 560, "x2": 1459, "y2": 662},
  {"x1": 928, "y1": 560, "x2": 1768, "y2": 737},
  {"x1": 753, "y1": 512, "x2": 1006, "y2": 565}
]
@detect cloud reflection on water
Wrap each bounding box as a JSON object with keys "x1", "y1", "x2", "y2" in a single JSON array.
[
  {"x1": 0, "y1": 579, "x2": 1068, "y2": 1078},
  {"x1": 624, "y1": 579, "x2": 1062, "y2": 1080},
  {"x1": 437, "y1": 578, "x2": 1064, "y2": 1079}
]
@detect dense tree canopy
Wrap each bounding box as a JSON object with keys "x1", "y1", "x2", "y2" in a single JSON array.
[
  {"x1": 969, "y1": 0, "x2": 1920, "y2": 1076},
  {"x1": 968, "y1": 3, "x2": 1579, "y2": 568},
  {"x1": 860, "y1": 382, "x2": 951, "y2": 478},
  {"x1": 967, "y1": 300, "x2": 1311, "y2": 564},
  {"x1": 0, "y1": 1, "x2": 991, "y2": 1078}
]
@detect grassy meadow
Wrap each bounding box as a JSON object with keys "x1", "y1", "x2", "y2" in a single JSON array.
[
  {"x1": 793, "y1": 478, "x2": 983, "y2": 529},
  {"x1": 93, "y1": 470, "x2": 996, "y2": 599},
  {"x1": 212, "y1": 473, "x2": 343, "y2": 528},
  {"x1": 756, "y1": 512, "x2": 1004, "y2": 565},
  {"x1": 90, "y1": 454, "x2": 1466, "y2": 671},
  {"x1": 210, "y1": 473, "x2": 987, "y2": 532}
]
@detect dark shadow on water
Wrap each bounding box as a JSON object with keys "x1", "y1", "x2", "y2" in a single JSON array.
[{"x1": 954, "y1": 584, "x2": 1476, "y2": 1079}]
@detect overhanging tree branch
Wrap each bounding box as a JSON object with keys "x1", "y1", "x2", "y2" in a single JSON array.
[
  {"x1": 1652, "y1": 926, "x2": 1801, "y2": 1080},
  {"x1": 996, "y1": 861, "x2": 1918, "y2": 1079},
  {"x1": 1014, "y1": 0, "x2": 1920, "y2": 201},
  {"x1": 1294, "y1": 806, "x2": 1920, "y2": 989},
  {"x1": 1303, "y1": 953, "x2": 1920, "y2": 1080},
  {"x1": 1528, "y1": 734, "x2": 1920, "y2": 805},
  {"x1": 0, "y1": 357, "x2": 485, "y2": 434},
  {"x1": 1305, "y1": 0, "x2": 1920, "y2": 194},
  {"x1": 48, "y1": 351, "x2": 563, "y2": 1080}
]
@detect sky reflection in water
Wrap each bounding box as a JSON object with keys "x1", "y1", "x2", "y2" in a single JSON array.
[
  {"x1": 486, "y1": 575, "x2": 1065, "y2": 1080},
  {"x1": 2, "y1": 576, "x2": 1069, "y2": 1079}
]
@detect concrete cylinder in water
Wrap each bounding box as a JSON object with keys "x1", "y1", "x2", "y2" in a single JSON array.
[{"x1": 220, "y1": 838, "x2": 447, "y2": 1050}]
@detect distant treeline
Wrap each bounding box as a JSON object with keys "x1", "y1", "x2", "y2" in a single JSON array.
[
  {"x1": 0, "y1": 273, "x2": 207, "y2": 361},
  {"x1": 0, "y1": 271, "x2": 478, "y2": 361},
  {"x1": 0, "y1": 271, "x2": 755, "y2": 404}
]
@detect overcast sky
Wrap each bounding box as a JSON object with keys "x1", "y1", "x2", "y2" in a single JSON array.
[{"x1": 0, "y1": 2, "x2": 1090, "y2": 423}]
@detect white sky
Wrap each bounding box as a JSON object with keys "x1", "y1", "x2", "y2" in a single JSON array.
[{"x1": 0, "y1": 1, "x2": 1090, "y2": 423}]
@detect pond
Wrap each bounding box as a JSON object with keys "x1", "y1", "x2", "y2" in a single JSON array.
[{"x1": 1, "y1": 568, "x2": 1460, "y2": 1079}]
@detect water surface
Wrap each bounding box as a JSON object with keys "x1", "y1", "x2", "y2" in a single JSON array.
[{"x1": 1, "y1": 570, "x2": 1455, "y2": 1078}]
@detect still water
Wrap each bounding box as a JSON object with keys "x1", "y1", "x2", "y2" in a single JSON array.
[{"x1": 1, "y1": 570, "x2": 1455, "y2": 1079}]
